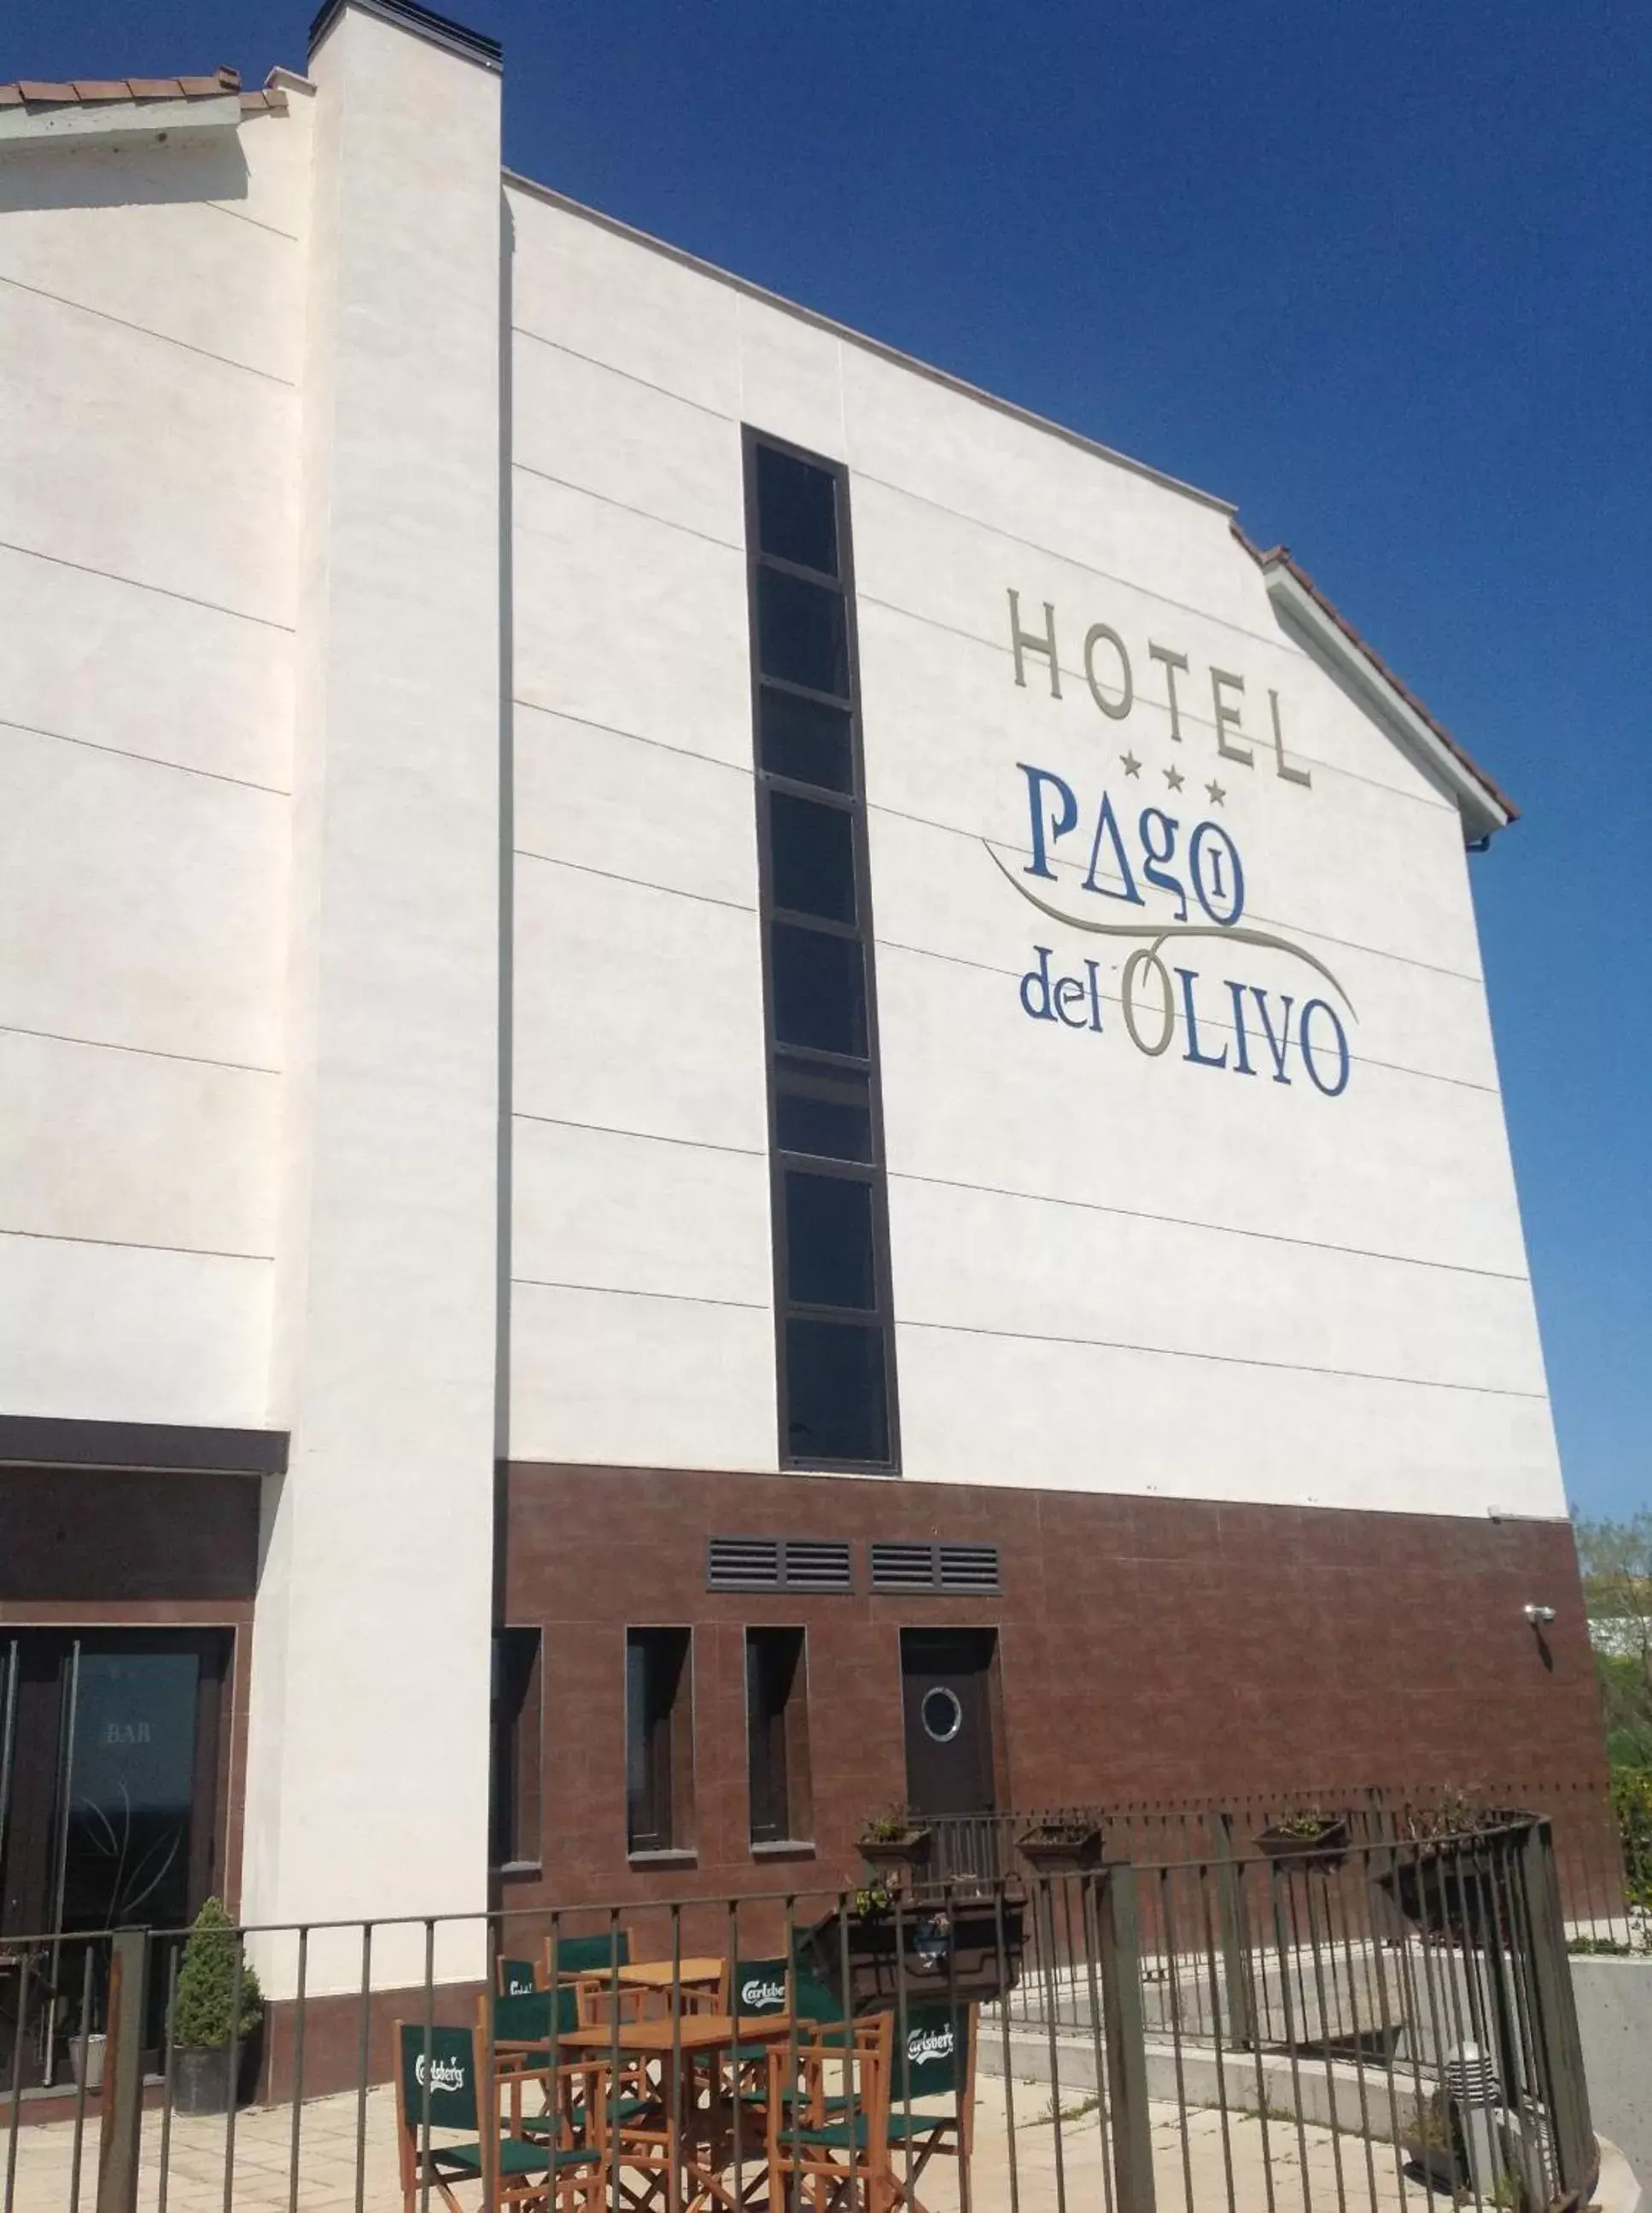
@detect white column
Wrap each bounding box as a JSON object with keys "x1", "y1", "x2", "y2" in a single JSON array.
[{"x1": 243, "y1": 0, "x2": 504, "y2": 1992}]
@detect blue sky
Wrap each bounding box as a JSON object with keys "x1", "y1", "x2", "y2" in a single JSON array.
[{"x1": 12, "y1": 2, "x2": 1648, "y2": 1517}]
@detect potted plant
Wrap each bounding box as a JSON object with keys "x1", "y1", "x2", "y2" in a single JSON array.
[
  {"x1": 1398, "y1": 2089, "x2": 1462, "y2": 2193},
  {"x1": 1254, "y1": 1809, "x2": 1350, "y2": 1872},
  {"x1": 855, "y1": 1807, "x2": 932, "y2": 1882},
  {"x1": 1375, "y1": 1792, "x2": 1537, "y2": 1938},
  {"x1": 170, "y1": 1897, "x2": 263, "y2": 2114},
  {"x1": 1016, "y1": 1813, "x2": 1105, "y2": 1873}
]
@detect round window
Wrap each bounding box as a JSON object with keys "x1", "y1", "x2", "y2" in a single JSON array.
[{"x1": 919, "y1": 1685, "x2": 964, "y2": 1743}]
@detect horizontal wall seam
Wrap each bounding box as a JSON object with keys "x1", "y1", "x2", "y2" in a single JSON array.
[
  {"x1": 513, "y1": 845, "x2": 756, "y2": 915},
  {"x1": 873, "y1": 936, "x2": 1500, "y2": 1096},
  {"x1": 0, "y1": 1021, "x2": 279, "y2": 1078},
  {"x1": 511, "y1": 460, "x2": 743, "y2": 556},
  {"x1": 203, "y1": 197, "x2": 301, "y2": 242},
  {"x1": 0, "y1": 268, "x2": 297, "y2": 386},
  {"x1": 0, "y1": 715, "x2": 289, "y2": 797},
  {"x1": 511, "y1": 1275, "x2": 768, "y2": 1313},
  {"x1": 0, "y1": 1223, "x2": 272, "y2": 1264},
  {"x1": 887, "y1": 1167, "x2": 1532, "y2": 1285},
  {"x1": 855, "y1": 591, "x2": 1460, "y2": 818},
  {"x1": 0, "y1": 537, "x2": 294, "y2": 633},
  {"x1": 512, "y1": 1110, "x2": 763, "y2": 1159},
  {"x1": 508, "y1": 698, "x2": 1482, "y2": 990},
  {"x1": 898, "y1": 1311, "x2": 1548, "y2": 1399},
  {"x1": 502, "y1": 170, "x2": 1234, "y2": 516}
]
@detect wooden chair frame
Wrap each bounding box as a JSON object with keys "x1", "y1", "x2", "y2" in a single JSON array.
[{"x1": 394, "y1": 2018, "x2": 602, "y2": 2213}]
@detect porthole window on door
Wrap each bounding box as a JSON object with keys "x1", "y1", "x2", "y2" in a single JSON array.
[{"x1": 919, "y1": 1685, "x2": 963, "y2": 1743}]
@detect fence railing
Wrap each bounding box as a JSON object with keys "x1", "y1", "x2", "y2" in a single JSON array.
[{"x1": 0, "y1": 1818, "x2": 1602, "y2": 2213}]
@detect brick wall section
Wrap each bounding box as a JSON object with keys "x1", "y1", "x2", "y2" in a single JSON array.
[{"x1": 502, "y1": 1463, "x2": 1606, "y2": 1911}]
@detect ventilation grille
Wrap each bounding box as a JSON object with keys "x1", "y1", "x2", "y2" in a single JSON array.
[
  {"x1": 869, "y1": 1541, "x2": 1001, "y2": 1594},
  {"x1": 707, "y1": 1536, "x2": 854, "y2": 1594}
]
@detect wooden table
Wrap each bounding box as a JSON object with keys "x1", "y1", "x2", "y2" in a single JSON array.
[
  {"x1": 614, "y1": 1957, "x2": 726, "y2": 2000},
  {"x1": 559, "y1": 2015, "x2": 794, "y2": 2212}
]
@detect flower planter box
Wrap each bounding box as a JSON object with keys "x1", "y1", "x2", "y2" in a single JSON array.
[
  {"x1": 1376, "y1": 1821, "x2": 1535, "y2": 1938},
  {"x1": 857, "y1": 1828, "x2": 932, "y2": 1886},
  {"x1": 1255, "y1": 1820, "x2": 1349, "y2": 1873},
  {"x1": 801, "y1": 1895, "x2": 1025, "y2": 2014},
  {"x1": 1017, "y1": 1825, "x2": 1104, "y2": 1874}
]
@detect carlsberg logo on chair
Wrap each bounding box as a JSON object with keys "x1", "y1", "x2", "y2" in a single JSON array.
[
  {"x1": 740, "y1": 1975, "x2": 785, "y2": 2010},
  {"x1": 908, "y1": 2023, "x2": 956, "y2": 2069},
  {"x1": 414, "y1": 2052, "x2": 467, "y2": 2095}
]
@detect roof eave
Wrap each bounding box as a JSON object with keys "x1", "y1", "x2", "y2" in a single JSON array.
[{"x1": 1235, "y1": 531, "x2": 1517, "y2": 843}]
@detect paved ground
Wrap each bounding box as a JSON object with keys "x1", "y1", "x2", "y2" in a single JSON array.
[{"x1": 4, "y1": 2074, "x2": 1449, "y2": 2213}]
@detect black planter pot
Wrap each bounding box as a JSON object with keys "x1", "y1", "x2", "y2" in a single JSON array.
[
  {"x1": 172, "y1": 2037, "x2": 258, "y2": 2115},
  {"x1": 802, "y1": 1895, "x2": 1025, "y2": 2014},
  {"x1": 1018, "y1": 1826, "x2": 1104, "y2": 1874},
  {"x1": 1376, "y1": 1823, "x2": 1535, "y2": 1938},
  {"x1": 1255, "y1": 1820, "x2": 1349, "y2": 1873}
]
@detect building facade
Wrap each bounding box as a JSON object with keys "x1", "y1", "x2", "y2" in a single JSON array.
[{"x1": 0, "y1": 0, "x2": 1602, "y2": 2047}]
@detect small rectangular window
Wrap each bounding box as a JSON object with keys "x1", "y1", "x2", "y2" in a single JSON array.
[
  {"x1": 785, "y1": 1171, "x2": 876, "y2": 1311},
  {"x1": 768, "y1": 790, "x2": 858, "y2": 925},
  {"x1": 626, "y1": 1627, "x2": 693, "y2": 1855},
  {"x1": 758, "y1": 569, "x2": 849, "y2": 698},
  {"x1": 775, "y1": 1088, "x2": 872, "y2": 1162},
  {"x1": 490, "y1": 1627, "x2": 542, "y2": 1869},
  {"x1": 784, "y1": 1317, "x2": 890, "y2": 1463},
  {"x1": 746, "y1": 1626, "x2": 812, "y2": 1844},
  {"x1": 759, "y1": 691, "x2": 854, "y2": 793},
  {"x1": 770, "y1": 925, "x2": 867, "y2": 1058},
  {"x1": 756, "y1": 447, "x2": 838, "y2": 575}
]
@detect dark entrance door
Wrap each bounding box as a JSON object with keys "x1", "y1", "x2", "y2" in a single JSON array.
[
  {"x1": 900, "y1": 1628, "x2": 997, "y2": 1819},
  {"x1": 0, "y1": 1629, "x2": 228, "y2": 2090}
]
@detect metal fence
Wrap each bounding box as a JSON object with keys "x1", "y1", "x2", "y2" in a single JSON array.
[{"x1": 0, "y1": 1817, "x2": 1601, "y2": 2213}]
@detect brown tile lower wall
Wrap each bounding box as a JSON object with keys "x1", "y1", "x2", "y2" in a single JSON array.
[{"x1": 502, "y1": 1463, "x2": 1607, "y2": 1909}]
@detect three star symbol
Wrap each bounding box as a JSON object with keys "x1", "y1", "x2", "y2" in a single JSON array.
[
  {"x1": 1164, "y1": 764, "x2": 1185, "y2": 792},
  {"x1": 1205, "y1": 780, "x2": 1227, "y2": 807},
  {"x1": 1120, "y1": 752, "x2": 1142, "y2": 779}
]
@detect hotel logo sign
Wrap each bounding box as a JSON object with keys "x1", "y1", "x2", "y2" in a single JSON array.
[{"x1": 990, "y1": 588, "x2": 1354, "y2": 1098}]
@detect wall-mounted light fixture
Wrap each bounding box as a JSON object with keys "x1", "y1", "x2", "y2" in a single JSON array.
[{"x1": 1523, "y1": 1603, "x2": 1556, "y2": 1626}]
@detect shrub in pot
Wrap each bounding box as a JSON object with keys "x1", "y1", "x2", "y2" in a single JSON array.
[
  {"x1": 1254, "y1": 1809, "x2": 1350, "y2": 1872},
  {"x1": 855, "y1": 1807, "x2": 932, "y2": 1881},
  {"x1": 1016, "y1": 1814, "x2": 1104, "y2": 1873},
  {"x1": 171, "y1": 1897, "x2": 263, "y2": 2114}
]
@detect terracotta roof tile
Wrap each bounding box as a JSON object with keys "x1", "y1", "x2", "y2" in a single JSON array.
[
  {"x1": 1, "y1": 66, "x2": 244, "y2": 108},
  {"x1": 1231, "y1": 519, "x2": 1517, "y2": 824}
]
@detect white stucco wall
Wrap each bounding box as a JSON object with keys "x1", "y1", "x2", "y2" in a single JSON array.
[
  {"x1": 0, "y1": 100, "x2": 304, "y2": 1428},
  {"x1": 0, "y1": 11, "x2": 1562, "y2": 1539},
  {"x1": 501, "y1": 185, "x2": 1562, "y2": 1520}
]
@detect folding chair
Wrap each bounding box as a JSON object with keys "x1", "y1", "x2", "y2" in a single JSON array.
[
  {"x1": 766, "y1": 2015, "x2": 890, "y2": 2213},
  {"x1": 883, "y1": 2001, "x2": 975, "y2": 2213},
  {"x1": 394, "y1": 2019, "x2": 601, "y2": 2213},
  {"x1": 497, "y1": 1956, "x2": 543, "y2": 1997}
]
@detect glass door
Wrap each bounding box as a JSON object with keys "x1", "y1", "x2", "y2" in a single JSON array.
[{"x1": 0, "y1": 1630, "x2": 228, "y2": 2089}]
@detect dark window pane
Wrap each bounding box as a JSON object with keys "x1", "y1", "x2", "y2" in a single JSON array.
[
  {"x1": 759, "y1": 689, "x2": 854, "y2": 792},
  {"x1": 770, "y1": 790, "x2": 856, "y2": 925},
  {"x1": 785, "y1": 1318, "x2": 890, "y2": 1464},
  {"x1": 756, "y1": 447, "x2": 838, "y2": 576},
  {"x1": 776, "y1": 1092, "x2": 872, "y2": 1161},
  {"x1": 745, "y1": 1626, "x2": 804, "y2": 1842},
  {"x1": 785, "y1": 1171, "x2": 875, "y2": 1310},
  {"x1": 770, "y1": 924, "x2": 867, "y2": 1058},
  {"x1": 758, "y1": 569, "x2": 848, "y2": 698}
]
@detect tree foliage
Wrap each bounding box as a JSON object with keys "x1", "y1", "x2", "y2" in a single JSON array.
[{"x1": 1573, "y1": 1511, "x2": 1652, "y2": 1770}]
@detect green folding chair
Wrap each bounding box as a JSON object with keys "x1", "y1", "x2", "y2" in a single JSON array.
[{"x1": 394, "y1": 2019, "x2": 600, "y2": 2213}]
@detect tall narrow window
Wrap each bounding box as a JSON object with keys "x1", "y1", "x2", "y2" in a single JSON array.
[
  {"x1": 625, "y1": 1627, "x2": 694, "y2": 1855},
  {"x1": 744, "y1": 431, "x2": 900, "y2": 1472},
  {"x1": 745, "y1": 1626, "x2": 812, "y2": 1845},
  {"x1": 490, "y1": 1627, "x2": 542, "y2": 1870}
]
